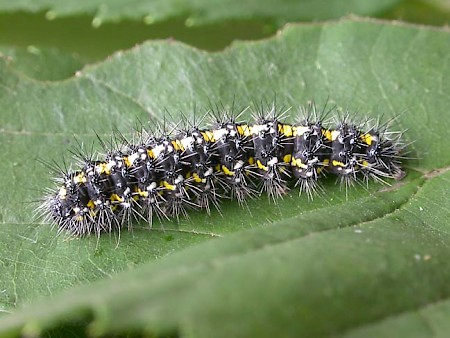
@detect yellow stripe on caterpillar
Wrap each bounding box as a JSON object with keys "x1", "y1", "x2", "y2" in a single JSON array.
[
  {"x1": 360, "y1": 133, "x2": 372, "y2": 145},
  {"x1": 136, "y1": 188, "x2": 148, "y2": 198},
  {"x1": 202, "y1": 131, "x2": 215, "y2": 142},
  {"x1": 73, "y1": 172, "x2": 86, "y2": 184},
  {"x1": 257, "y1": 160, "x2": 268, "y2": 171},
  {"x1": 87, "y1": 200, "x2": 95, "y2": 210},
  {"x1": 291, "y1": 157, "x2": 307, "y2": 169},
  {"x1": 237, "y1": 124, "x2": 251, "y2": 137},
  {"x1": 172, "y1": 139, "x2": 183, "y2": 151},
  {"x1": 110, "y1": 194, "x2": 123, "y2": 202},
  {"x1": 332, "y1": 160, "x2": 346, "y2": 167},
  {"x1": 192, "y1": 172, "x2": 206, "y2": 183},
  {"x1": 221, "y1": 165, "x2": 234, "y2": 176},
  {"x1": 360, "y1": 160, "x2": 370, "y2": 168},
  {"x1": 163, "y1": 181, "x2": 176, "y2": 191},
  {"x1": 278, "y1": 124, "x2": 293, "y2": 137},
  {"x1": 321, "y1": 129, "x2": 332, "y2": 141},
  {"x1": 95, "y1": 162, "x2": 110, "y2": 175}
]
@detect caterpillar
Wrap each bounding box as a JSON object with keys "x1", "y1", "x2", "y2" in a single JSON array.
[{"x1": 38, "y1": 103, "x2": 406, "y2": 237}]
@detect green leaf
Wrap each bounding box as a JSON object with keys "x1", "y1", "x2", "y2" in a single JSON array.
[
  {"x1": 0, "y1": 46, "x2": 85, "y2": 81},
  {"x1": 380, "y1": 0, "x2": 450, "y2": 27},
  {"x1": 0, "y1": 12, "x2": 276, "y2": 61},
  {"x1": 343, "y1": 296, "x2": 450, "y2": 337},
  {"x1": 0, "y1": 0, "x2": 406, "y2": 62},
  {"x1": 0, "y1": 0, "x2": 402, "y2": 25},
  {"x1": 1, "y1": 17, "x2": 450, "y2": 336}
]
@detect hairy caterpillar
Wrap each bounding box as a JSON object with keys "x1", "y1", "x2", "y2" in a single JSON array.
[{"x1": 38, "y1": 102, "x2": 406, "y2": 237}]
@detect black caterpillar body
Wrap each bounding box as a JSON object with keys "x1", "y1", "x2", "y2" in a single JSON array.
[{"x1": 40, "y1": 104, "x2": 405, "y2": 236}]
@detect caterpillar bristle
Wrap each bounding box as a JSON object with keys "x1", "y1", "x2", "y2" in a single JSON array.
[{"x1": 39, "y1": 101, "x2": 408, "y2": 236}]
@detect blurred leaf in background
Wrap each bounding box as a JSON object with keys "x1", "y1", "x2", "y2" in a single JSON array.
[{"x1": 0, "y1": 0, "x2": 448, "y2": 63}]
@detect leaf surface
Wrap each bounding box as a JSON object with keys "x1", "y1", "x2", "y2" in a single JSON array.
[
  {"x1": 0, "y1": 46, "x2": 85, "y2": 81},
  {"x1": 0, "y1": 17, "x2": 449, "y2": 336}
]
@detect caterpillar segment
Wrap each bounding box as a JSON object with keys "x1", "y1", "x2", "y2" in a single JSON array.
[
  {"x1": 210, "y1": 116, "x2": 256, "y2": 205},
  {"x1": 291, "y1": 120, "x2": 330, "y2": 199},
  {"x1": 176, "y1": 126, "x2": 221, "y2": 214},
  {"x1": 250, "y1": 117, "x2": 293, "y2": 201}
]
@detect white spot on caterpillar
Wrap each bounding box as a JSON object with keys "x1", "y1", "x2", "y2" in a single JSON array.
[
  {"x1": 175, "y1": 175, "x2": 184, "y2": 185},
  {"x1": 152, "y1": 144, "x2": 165, "y2": 158},
  {"x1": 128, "y1": 153, "x2": 139, "y2": 165},
  {"x1": 213, "y1": 128, "x2": 228, "y2": 140},
  {"x1": 268, "y1": 157, "x2": 278, "y2": 166},
  {"x1": 234, "y1": 160, "x2": 244, "y2": 170}
]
